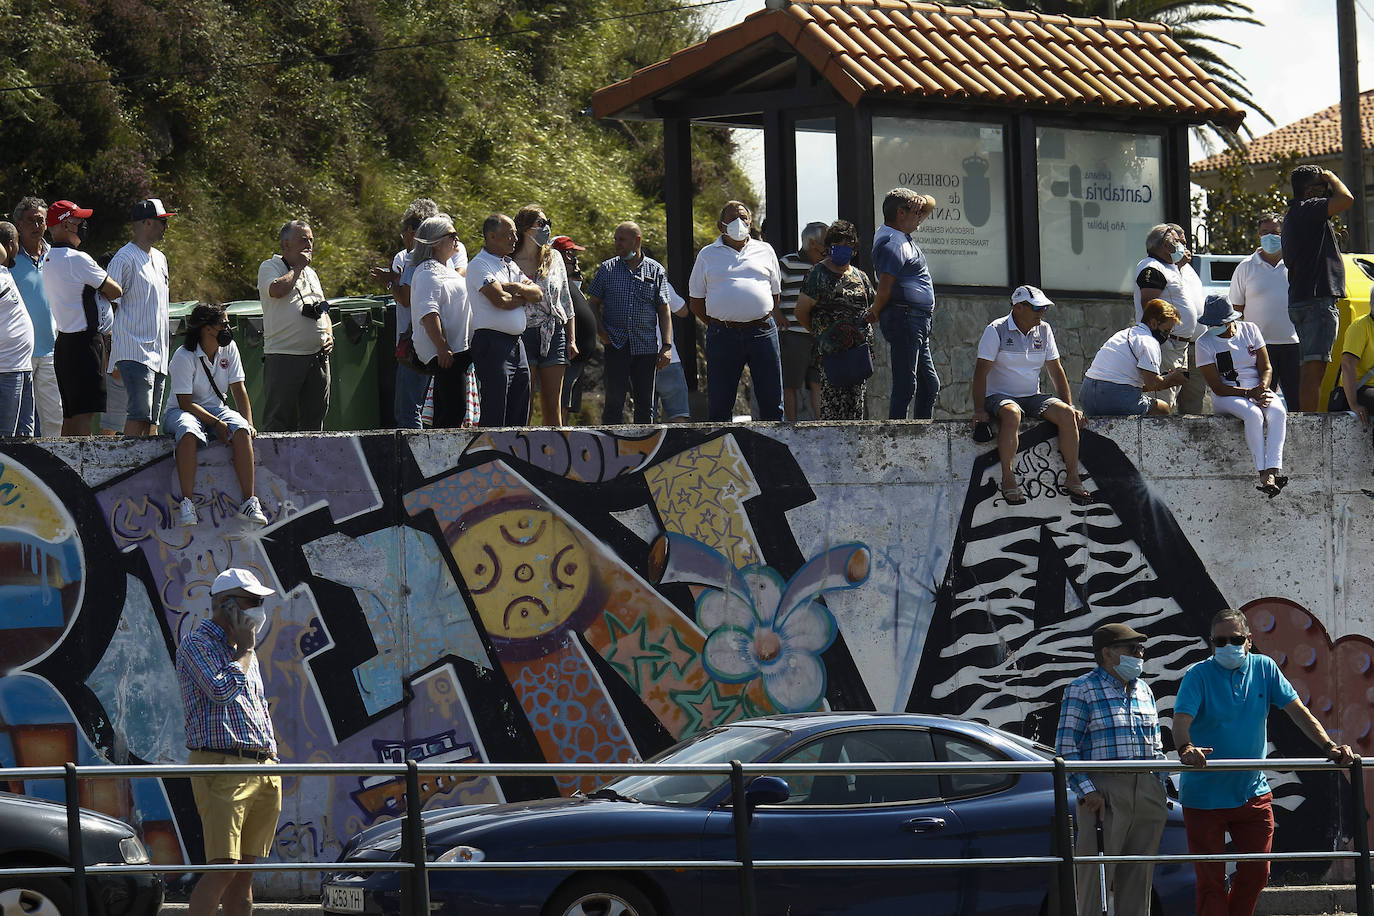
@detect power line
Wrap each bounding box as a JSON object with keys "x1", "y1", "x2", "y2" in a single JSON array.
[
  {"x1": 0, "y1": 0, "x2": 735, "y2": 95},
  {"x1": 1358, "y1": 0, "x2": 1374, "y2": 28}
]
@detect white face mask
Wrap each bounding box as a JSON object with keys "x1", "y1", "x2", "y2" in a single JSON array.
[
  {"x1": 725, "y1": 217, "x2": 750, "y2": 242},
  {"x1": 241, "y1": 606, "x2": 268, "y2": 635}
]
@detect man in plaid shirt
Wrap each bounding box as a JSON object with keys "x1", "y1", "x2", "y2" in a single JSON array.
[
  {"x1": 1055, "y1": 622, "x2": 1167, "y2": 916},
  {"x1": 176, "y1": 568, "x2": 281, "y2": 916}
]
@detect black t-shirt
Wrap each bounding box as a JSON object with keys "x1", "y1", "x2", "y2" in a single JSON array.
[
  {"x1": 1282, "y1": 197, "x2": 1345, "y2": 302},
  {"x1": 568, "y1": 279, "x2": 598, "y2": 361}
]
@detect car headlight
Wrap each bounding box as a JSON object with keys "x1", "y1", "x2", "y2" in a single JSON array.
[
  {"x1": 119, "y1": 836, "x2": 151, "y2": 865},
  {"x1": 434, "y1": 845, "x2": 485, "y2": 863}
]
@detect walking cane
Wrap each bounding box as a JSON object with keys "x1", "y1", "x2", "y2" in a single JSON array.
[{"x1": 1095, "y1": 814, "x2": 1109, "y2": 916}]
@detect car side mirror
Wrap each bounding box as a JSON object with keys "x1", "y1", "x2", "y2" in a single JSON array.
[{"x1": 745, "y1": 775, "x2": 790, "y2": 809}]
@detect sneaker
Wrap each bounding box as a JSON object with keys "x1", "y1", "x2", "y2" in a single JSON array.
[
  {"x1": 238, "y1": 496, "x2": 268, "y2": 526},
  {"x1": 178, "y1": 497, "x2": 197, "y2": 528}
]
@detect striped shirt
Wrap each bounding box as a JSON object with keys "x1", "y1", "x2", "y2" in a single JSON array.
[
  {"x1": 176, "y1": 617, "x2": 276, "y2": 755},
  {"x1": 1055, "y1": 665, "x2": 1164, "y2": 797},
  {"x1": 106, "y1": 242, "x2": 170, "y2": 373},
  {"x1": 779, "y1": 251, "x2": 814, "y2": 335}
]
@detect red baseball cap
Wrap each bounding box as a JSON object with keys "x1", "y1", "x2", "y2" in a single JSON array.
[
  {"x1": 551, "y1": 235, "x2": 585, "y2": 252},
  {"x1": 47, "y1": 200, "x2": 94, "y2": 227}
]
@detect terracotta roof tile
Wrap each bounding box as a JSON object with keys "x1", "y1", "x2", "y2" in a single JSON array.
[
  {"x1": 1193, "y1": 89, "x2": 1374, "y2": 173},
  {"x1": 591, "y1": 0, "x2": 1245, "y2": 127}
]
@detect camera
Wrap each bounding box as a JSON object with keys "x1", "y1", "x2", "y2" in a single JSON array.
[{"x1": 300, "y1": 299, "x2": 329, "y2": 321}]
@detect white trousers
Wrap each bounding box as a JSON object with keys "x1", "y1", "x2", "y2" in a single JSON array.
[
  {"x1": 1213, "y1": 393, "x2": 1286, "y2": 470},
  {"x1": 31, "y1": 354, "x2": 62, "y2": 438}
]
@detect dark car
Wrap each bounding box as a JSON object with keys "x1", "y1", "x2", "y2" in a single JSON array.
[
  {"x1": 323, "y1": 713, "x2": 1193, "y2": 916},
  {"x1": 0, "y1": 790, "x2": 163, "y2": 916}
]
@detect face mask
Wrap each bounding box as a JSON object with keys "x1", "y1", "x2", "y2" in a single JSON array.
[
  {"x1": 725, "y1": 218, "x2": 750, "y2": 242},
  {"x1": 241, "y1": 606, "x2": 267, "y2": 635},
  {"x1": 534, "y1": 225, "x2": 553, "y2": 247},
  {"x1": 1151, "y1": 326, "x2": 1170, "y2": 343},
  {"x1": 1114, "y1": 655, "x2": 1144, "y2": 682},
  {"x1": 76, "y1": 223, "x2": 90, "y2": 244},
  {"x1": 216, "y1": 328, "x2": 234, "y2": 347},
  {"x1": 1260, "y1": 234, "x2": 1282, "y2": 254},
  {"x1": 1206, "y1": 324, "x2": 1228, "y2": 337},
  {"x1": 1169, "y1": 245, "x2": 1186, "y2": 264},
  {"x1": 829, "y1": 245, "x2": 854, "y2": 265},
  {"x1": 1214, "y1": 643, "x2": 1246, "y2": 670},
  {"x1": 620, "y1": 249, "x2": 639, "y2": 263}
]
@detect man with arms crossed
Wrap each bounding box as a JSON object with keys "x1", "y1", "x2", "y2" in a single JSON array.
[{"x1": 177, "y1": 567, "x2": 282, "y2": 916}]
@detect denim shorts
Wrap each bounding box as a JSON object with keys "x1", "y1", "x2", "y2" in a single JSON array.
[
  {"x1": 117, "y1": 360, "x2": 167, "y2": 423},
  {"x1": 1288, "y1": 296, "x2": 1339, "y2": 362},
  {"x1": 521, "y1": 322, "x2": 568, "y2": 369},
  {"x1": 655, "y1": 362, "x2": 691, "y2": 420},
  {"x1": 163, "y1": 402, "x2": 251, "y2": 445},
  {"x1": 985, "y1": 392, "x2": 1059, "y2": 418},
  {"x1": 1080, "y1": 377, "x2": 1152, "y2": 416}
]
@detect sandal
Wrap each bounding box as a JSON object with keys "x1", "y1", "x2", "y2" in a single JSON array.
[
  {"x1": 1274, "y1": 475, "x2": 1289, "y2": 491},
  {"x1": 1000, "y1": 484, "x2": 1027, "y2": 505},
  {"x1": 1065, "y1": 484, "x2": 1094, "y2": 505},
  {"x1": 1256, "y1": 483, "x2": 1281, "y2": 498}
]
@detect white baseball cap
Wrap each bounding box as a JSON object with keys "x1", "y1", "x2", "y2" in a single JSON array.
[
  {"x1": 1011, "y1": 285, "x2": 1053, "y2": 308},
  {"x1": 210, "y1": 568, "x2": 275, "y2": 598}
]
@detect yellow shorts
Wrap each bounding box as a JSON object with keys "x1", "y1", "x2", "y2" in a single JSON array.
[{"x1": 189, "y1": 750, "x2": 283, "y2": 862}]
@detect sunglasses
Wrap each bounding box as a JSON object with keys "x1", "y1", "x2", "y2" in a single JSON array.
[
  {"x1": 1211, "y1": 635, "x2": 1248, "y2": 647},
  {"x1": 535, "y1": 217, "x2": 552, "y2": 229},
  {"x1": 1029, "y1": 303, "x2": 1050, "y2": 312}
]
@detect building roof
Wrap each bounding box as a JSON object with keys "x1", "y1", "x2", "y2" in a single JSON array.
[
  {"x1": 1192, "y1": 90, "x2": 1374, "y2": 174},
  {"x1": 592, "y1": 0, "x2": 1245, "y2": 128}
]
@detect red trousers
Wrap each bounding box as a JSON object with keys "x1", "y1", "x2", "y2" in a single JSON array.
[{"x1": 1183, "y1": 792, "x2": 1275, "y2": 916}]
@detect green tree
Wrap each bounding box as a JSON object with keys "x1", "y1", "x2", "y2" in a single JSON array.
[{"x1": 1193, "y1": 149, "x2": 1302, "y2": 253}]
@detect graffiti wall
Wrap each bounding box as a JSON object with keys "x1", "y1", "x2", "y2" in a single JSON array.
[{"x1": 0, "y1": 416, "x2": 1370, "y2": 893}]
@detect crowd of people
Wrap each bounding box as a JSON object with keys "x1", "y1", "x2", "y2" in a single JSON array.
[{"x1": 0, "y1": 167, "x2": 1370, "y2": 500}]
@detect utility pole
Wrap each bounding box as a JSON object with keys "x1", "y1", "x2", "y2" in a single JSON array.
[{"x1": 1338, "y1": 0, "x2": 1367, "y2": 250}]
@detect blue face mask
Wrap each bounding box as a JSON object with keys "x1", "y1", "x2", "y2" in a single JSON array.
[
  {"x1": 829, "y1": 245, "x2": 854, "y2": 265},
  {"x1": 1205, "y1": 324, "x2": 1228, "y2": 337},
  {"x1": 1169, "y1": 245, "x2": 1187, "y2": 264},
  {"x1": 1214, "y1": 644, "x2": 1247, "y2": 670},
  {"x1": 621, "y1": 249, "x2": 639, "y2": 263},
  {"x1": 1260, "y1": 234, "x2": 1282, "y2": 254},
  {"x1": 1114, "y1": 655, "x2": 1144, "y2": 682}
]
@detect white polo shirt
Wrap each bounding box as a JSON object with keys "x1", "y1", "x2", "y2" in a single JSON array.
[
  {"x1": 411, "y1": 259, "x2": 471, "y2": 362},
  {"x1": 106, "y1": 242, "x2": 170, "y2": 373},
  {"x1": 1229, "y1": 251, "x2": 1298, "y2": 345},
  {"x1": 976, "y1": 313, "x2": 1059, "y2": 397},
  {"x1": 42, "y1": 246, "x2": 113, "y2": 334},
  {"x1": 466, "y1": 248, "x2": 529, "y2": 336},
  {"x1": 688, "y1": 237, "x2": 781, "y2": 322},
  {"x1": 1085, "y1": 323, "x2": 1162, "y2": 388},
  {"x1": 394, "y1": 245, "x2": 468, "y2": 340},
  {"x1": 257, "y1": 255, "x2": 331, "y2": 355},
  {"x1": 1133, "y1": 257, "x2": 1204, "y2": 341},
  {"x1": 0, "y1": 266, "x2": 35, "y2": 374},
  {"x1": 1196, "y1": 320, "x2": 1266, "y2": 389},
  {"x1": 168, "y1": 342, "x2": 246, "y2": 413}
]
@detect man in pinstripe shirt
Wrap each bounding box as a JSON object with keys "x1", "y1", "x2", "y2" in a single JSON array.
[
  {"x1": 107, "y1": 199, "x2": 173, "y2": 436},
  {"x1": 1055, "y1": 622, "x2": 1167, "y2": 916}
]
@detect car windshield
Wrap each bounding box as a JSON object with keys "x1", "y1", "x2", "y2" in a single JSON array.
[{"x1": 599, "y1": 725, "x2": 792, "y2": 806}]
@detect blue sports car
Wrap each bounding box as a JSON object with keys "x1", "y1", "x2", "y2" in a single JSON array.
[{"x1": 322, "y1": 713, "x2": 1194, "y2": 916}]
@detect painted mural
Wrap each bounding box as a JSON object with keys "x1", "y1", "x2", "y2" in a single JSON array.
[{"x1": 0, "y1": 421, "x2": 1369, "y2": 894}]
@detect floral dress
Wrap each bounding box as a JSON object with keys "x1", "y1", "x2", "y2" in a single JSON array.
[{"x1": 801, "y1": 263, "x2": 876, "y2": 420}]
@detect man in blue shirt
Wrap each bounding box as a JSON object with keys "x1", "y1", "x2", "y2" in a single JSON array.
[
  {"x1": 587, "y1": 221, "x2": 672, "y2": 424},
  {"x1": 1174, "y1": 608, "x2": 1354, "y2": 916},
  {"x1": 872, "y1": 187, "x2": 939, "y2": 419},
  {"x1": 9, "y1": 197, "x2": 61, "y2": 436},
  {"x1": 1055, "y1": 622, "x2": 1167, "y2": 916}
]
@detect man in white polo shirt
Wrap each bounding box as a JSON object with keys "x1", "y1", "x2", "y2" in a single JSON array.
[
  {"x1": 107, "y1": 198, "x2": 174, "y2": 437},
  {"x1": 466, "y1": 213, "x2": 542, "y2": 427},
  {"x1": 970, "y1": 285, "x2": 1090, "y2": 506},
  {"x1": 1230, "y1": 212, "x2": 1299, "y2": 407},
  {"x1": 41, "y1": 199, "x2": 124, "y2": 437},
  {"x1": 258, "y1": 219, "x2": 333, "y2": 431},
  {"x1": 688, "y1": 200, "x2": 785, "y2": 422},
  {"x1": 0, "y1": 221, "x2": 36, "y2": 437}
]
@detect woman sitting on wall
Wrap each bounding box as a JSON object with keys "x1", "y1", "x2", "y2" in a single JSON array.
[
  {"x1": 1195, "y1": 294, "x2": 1287, "y2": 497},
  {"x1": 1080, "y1": 299, "x2": 1189, "y2": 416},
  {"x1": 163, "y1": 303, "x2": 268, "y2": 527},
  {"x1": 794, "y1": 219, "x2": 875, "y2": 420}
]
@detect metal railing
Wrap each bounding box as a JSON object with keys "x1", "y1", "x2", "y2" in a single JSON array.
[{"x1": 0, "y1": 755, "x2": 1367, "y2": 916}]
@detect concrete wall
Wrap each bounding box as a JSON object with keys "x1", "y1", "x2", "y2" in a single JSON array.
[{"x1": 0, "y1": 417, "x2": 1370, "y2": 894}]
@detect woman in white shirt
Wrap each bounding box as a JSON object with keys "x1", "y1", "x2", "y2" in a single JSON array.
[
  {"x1": 162, "y1": 304, "x2": 268, "y2": 527},
  {"x1": 1081, "y1": 299, "x2": 1189, "y2": 416},
  {"x1": 512, "y1": 204, "x2": 576, "y2": 425},
  {"x1": 1195, "y1": 295, "x2": 1287, "y2": 497},
  {"x1": 409, "y1": 215, "x2": 472, "y2": 430}
]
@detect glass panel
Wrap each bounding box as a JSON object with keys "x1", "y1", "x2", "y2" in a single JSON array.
[
  {"x1": 934, "y1": 731, "x2": 1013, "y2": 799},
  {"x1": 796, "y1": 117, "x2": 837, "y2": 238},
  {"x1": 1036, "y1": 127, "x2": 1164, "y2": 292},
  {"x1": 872, "y1": 117, "x2": 1009, "y2": 286},
  {"x1": 778, "y1": 729, "x2": 938, "y2": 806}
]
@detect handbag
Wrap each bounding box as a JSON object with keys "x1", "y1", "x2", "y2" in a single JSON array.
[
  {"x1": 1328, "y1": 364, "x2": 1374, "y2": 411},
  {"x1": 395, "y1": 330, "x2": 434, "y2": 375},
  {"x1": 821, "y1": 343, "x2": 874, "y2": 388}
]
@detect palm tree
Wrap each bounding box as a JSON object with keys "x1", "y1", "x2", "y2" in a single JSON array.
[{"x1": 987, "y1": 0, "x2": 1265, "y2": 147}]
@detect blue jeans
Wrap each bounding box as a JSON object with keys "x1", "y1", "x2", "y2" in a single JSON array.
[
  {"x1": 705, "y1": 320, "x2": 783, "y2": 422},
  {"x1": 394, "y1": 362, "x2": 430, "y2": 429},
  {"x1": 116, "y1": 360, "x2": 166, "y2": 424},
  {"x1": 879, "y1": 305, "x2": 939, "y2": 419},
  {"x1": 471, "y1": 329, "x2": 530, "y2": 428},
  {"x1": 0, "y1": 370, "x2": 35, "y2": 437}
]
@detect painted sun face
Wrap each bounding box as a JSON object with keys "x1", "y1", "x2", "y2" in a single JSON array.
[{"x1": 456, "y1": 507, "x2": 591, "y2": 641}]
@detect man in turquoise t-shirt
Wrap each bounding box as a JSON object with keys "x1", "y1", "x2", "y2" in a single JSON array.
[{"x1": 1173, "y1": 609, "x2": 1355, "y2": 916}]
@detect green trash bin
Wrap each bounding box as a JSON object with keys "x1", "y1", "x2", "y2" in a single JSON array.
[
  {"x1": 325, "y1": 297, "x2": 384, "y2": 431},
  {"x1": 223, "y1": 299, "x2": 266, "y2": 420}
]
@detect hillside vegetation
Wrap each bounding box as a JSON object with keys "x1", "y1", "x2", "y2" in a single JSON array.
[{"x1": 1, "y1": 0, "x2": 755, "y2": 299}]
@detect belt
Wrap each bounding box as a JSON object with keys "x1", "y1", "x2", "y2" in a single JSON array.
[
  {"x1": 1167, "y1": 334, "x2": 1192, "y2": 344},
  {"x1": 705, "y1": 315, "x2": 772, "y2": 329},
  {"x1": 194, "y1": 746, "x2": 275, "y2": 761}
]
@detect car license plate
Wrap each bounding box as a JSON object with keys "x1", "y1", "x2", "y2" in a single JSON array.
[{"x1": 324, "y1": 885, "x2": 365, "y2": 913}]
